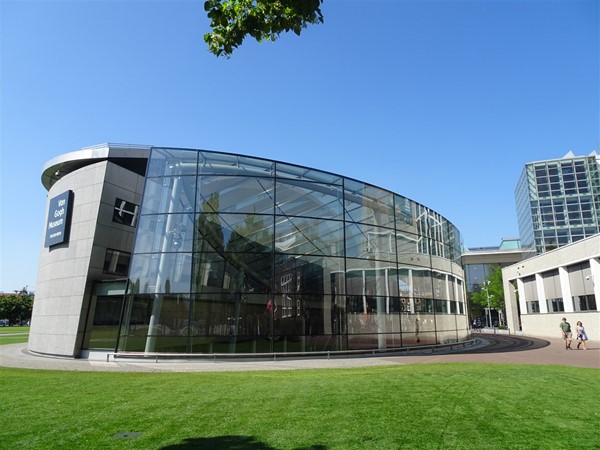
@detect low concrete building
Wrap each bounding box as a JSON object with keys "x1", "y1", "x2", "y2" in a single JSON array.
[{"x1": 502, "y1": 234, "x2": 600, "y2": 341}]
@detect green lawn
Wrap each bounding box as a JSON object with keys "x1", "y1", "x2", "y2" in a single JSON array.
[
  {"x1": 0, "y1": 326, "x2": 29, "y2": 344},
  {"x1": 1, "y1": 364, "x2": 598, "y2": 449}
]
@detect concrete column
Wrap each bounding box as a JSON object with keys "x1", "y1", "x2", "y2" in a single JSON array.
[
  {"x1": 503, "y1": 275, "x2": 520, "y2": 333},
  {"x1": 517, "y1": 278, "x2": 527, "y2": 315},
  {"x1": 590, "y1": 257, "x2": 600, "y2": 301},
  {"x1": 558, "y1": 266, "x2": 573, "y2": 312}
]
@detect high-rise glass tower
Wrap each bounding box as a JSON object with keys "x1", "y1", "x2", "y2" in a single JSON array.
[{"x1": 515, "y1": 151, "x2": 600, "y2": 255}]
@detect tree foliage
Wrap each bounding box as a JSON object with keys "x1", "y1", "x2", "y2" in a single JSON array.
[
  {"x1": 470, "y1": 265, "x2": 505, "y2": 312},
  {"x1": 204, "y1": 0, "x2": 324, "y2": 57},
  {"x1": 0, "y1": 293, "x2": 34, "y2": 325}
]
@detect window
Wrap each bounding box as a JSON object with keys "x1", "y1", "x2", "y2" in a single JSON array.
[
  {"x1": 527, "y1": 301, "x2": 540, "y2": 314},
  {"x1": 546, "y1": 298, "x2": 564, "y2": 313},
  {"x1": 573, "y1": 295, "x2": 597, "y2": 311},
  {"x1": 113, "y1": 198, "x2": 139, "y2": 227},
  {"x1": 450, "y1": 301, "x2": 457, "y2": 314},
  {"x1": 103, "y1": 249, "x2": 131, "y2": 276},
  {"x1": 280, "y1": 273, "x2": 294, "y2": 318}
]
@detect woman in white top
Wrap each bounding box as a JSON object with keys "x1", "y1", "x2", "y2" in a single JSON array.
[{"x1": 575, "y1": 321, "x2": 589, "y2": 350}]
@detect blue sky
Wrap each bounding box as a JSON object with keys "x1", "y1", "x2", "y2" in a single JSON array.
[{"x1": 1, "y1": 0, "x2": 598, "y2": 292}]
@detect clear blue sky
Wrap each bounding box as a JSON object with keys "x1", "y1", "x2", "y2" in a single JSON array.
[{"x1": 1, "y1": 0, "x2": 598, "y2": 293}]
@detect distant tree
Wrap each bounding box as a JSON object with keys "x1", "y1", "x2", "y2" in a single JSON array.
[
  {"x1": 204, "y1": 0, "x2": 324, "y2": 57},
  {"x1": 471, "y1": 266, "x2": 505, "y2": 312},
  {"x1": 0, "y1": 293, "x2": 34, "y2": 325}
]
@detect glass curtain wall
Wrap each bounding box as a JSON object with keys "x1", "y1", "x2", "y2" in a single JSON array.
[
  {"x1": 118, "y1": 148, "x2": 467, "y2": 354},
  {"x1": 516, "y1": 156, "x2": 600, "y2": 256}
]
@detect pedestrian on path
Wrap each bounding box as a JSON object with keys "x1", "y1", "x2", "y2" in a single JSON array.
[
  {"x1": 559, "y1": 317, "x2": 572, "y2": 350},
  {"x1": 575, "y1": 321, "x2": 589, "y2": 350}
]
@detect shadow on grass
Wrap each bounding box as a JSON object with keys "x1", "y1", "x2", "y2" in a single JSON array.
[{"x1": 160, "y1": 435, "x2": 327, "y2": 450}]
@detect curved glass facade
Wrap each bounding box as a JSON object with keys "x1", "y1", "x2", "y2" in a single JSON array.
[{"x1": 118, "y1": 148, "x2": 467, "y2": 354}]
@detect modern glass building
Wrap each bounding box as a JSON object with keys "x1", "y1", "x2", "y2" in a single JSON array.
[
  {"x1": 515, "y1": 151, "x2": 600, "y2": 256},
  {"x1": 31, "y1": 144, "x2": 468, "y2": 358}
]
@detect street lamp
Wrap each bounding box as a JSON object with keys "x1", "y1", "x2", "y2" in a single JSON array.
[{"x1": 482, "y1": 281, "x2": 494, "y2": 328}]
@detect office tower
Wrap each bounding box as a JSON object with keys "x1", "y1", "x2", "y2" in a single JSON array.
[{"x1": 515, "y1": 151, "x2": 600, "y2": 255}]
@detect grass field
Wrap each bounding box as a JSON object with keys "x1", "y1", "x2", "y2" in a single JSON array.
[
  {"x1": 1, "y1": 363, "x2": 598, "y2": 449},
  {"x1": 0, "y1": 326, "x2": 29, "y2": 345}
]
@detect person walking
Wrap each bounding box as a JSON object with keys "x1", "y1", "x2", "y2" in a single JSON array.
[
  {"x1": 559, "y1": 317, "x2": 572, "y2": 350},
  {"x1": 575, "y1": 321, "x2": 589, "y2": 350}
]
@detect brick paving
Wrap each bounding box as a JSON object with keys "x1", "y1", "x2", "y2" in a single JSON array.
[{"x1": 0, "y1": 334, "x2": 598, "y2": 372}]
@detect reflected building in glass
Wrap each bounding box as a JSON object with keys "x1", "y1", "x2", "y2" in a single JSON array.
[
  {"x1": 121, "y1": 147, "x2": 468, "y2": 354},
  {"x1": 31, "y1": 144, "x2": 468, "y2": 358}
]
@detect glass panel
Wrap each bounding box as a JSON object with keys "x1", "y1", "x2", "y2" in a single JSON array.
[
  {"x1": 395, "y1": 195, "x2": 417, "y2": 234},
  {"x1": 141, "y1": 176, "x2": 196, "y2": 215},
  {"x1": 86, "y1": 295, "x2": 122, "y2": 349},
  {"x1": 134, "y1": 213, "x2": 195, "y2": 254},
  {"x1": 432, "y1": 271, "x2": 448, "y2": 299},
  {"x1": 275, "y1": 254, "x2": 344, "y2": 295},
  {"x1": 344, "y1": 179, "x2": 395, "y2": 227},
  {"x1": 275, "y1": 216, "x2": 344, "y2": 256},
  {"x1": 345, "y1": 222, "x2": 397, "y2": 262},
  {"x1": 195, "y1": 213, "x2": 274, "y2": 254},
  {"x1": 414, "y1": 298, "x2": 434, "y2": 313},
  {"x1": 198, "y1": 151, "x2": 274, "y2": 176},
  {"x1": 276, "y1": 179, "x2": 344, "y2": 219},
  {"x1": 412, "y1": 269, "x2": 433, "y2": 299},
  {"x1": 345, "y1": 263, "x2": 399, "y2": 298},
  {"x1": 270, "y1": 294, "x2": 342, "y2": 343},
  {"x1": 193, "y1": 252, "x2": 273, "y2": 295},
  {"x1": 396, "y1": 231, "x2": 419, "y2": 255},
  {"x1": 119, "y1": 293, "x2": 192, "y2": 352},
  {"x1": 188, "y1": 293, "x2": 273, "y2": 353},
  {"x1": 147, "y1": 148, "x2": 198, "y2": 177},
  {"x1": 276, "y1": 162, "x2": 342, "y2": 184},
  {"x1": 128, "y1": 253, "x2": 192, "y2": 294},
  {"x1": 197, "y1": 176, "x2": 274, "y2": 214},
  {"x1": 434, "y1": 299, "x2": 448, "y2": 313}
]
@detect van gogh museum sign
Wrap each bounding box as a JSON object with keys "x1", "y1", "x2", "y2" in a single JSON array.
[{"x1": 44, "y1": 190, "x2": 73, "y2": 247}]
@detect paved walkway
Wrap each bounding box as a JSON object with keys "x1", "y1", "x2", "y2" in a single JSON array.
[{"x1": 1, "y1": 334, "x2": 598, "y2": 372}]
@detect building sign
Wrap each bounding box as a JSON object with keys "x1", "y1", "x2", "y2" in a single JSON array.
[{"x1": 44, "y1": 190, "x2": 73, "y2": 247}]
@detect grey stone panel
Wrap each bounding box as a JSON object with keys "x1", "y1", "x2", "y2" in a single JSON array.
[{"x1": 30, "y1": 160, "x2": 145, "y2": 357}]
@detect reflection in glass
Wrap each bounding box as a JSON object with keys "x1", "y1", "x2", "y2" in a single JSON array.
[
  {"x1": 344, "y1": 179, "x2": 395, "y2": 228},
  {"x1": 276, "y1": 179, "x2": 344, "y2": 219},
  {"x1": 135, "y1": 213, "x2": 195, "y2": 254},
  {"x1": 141, "y1": 176, "x2": 196, "y2": 215},
  {"x1": 198, "y1": 176, "x2": 274, "y2": 214},
  {"x1": 276, "y1": 216, "x2": 343, "y2": 256},
  {"x1": 345, "y1": 222, "x2": 397, "y2": 262},
  {"x1": 146, "y1": 148, "x2": 199, "y2": 178},
  {"x1": 120, "y1": 148, "x2": 467, "y2": 354},
  {"x1": 198, "y1": 151, "x2": 274, "y2": 176}
]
